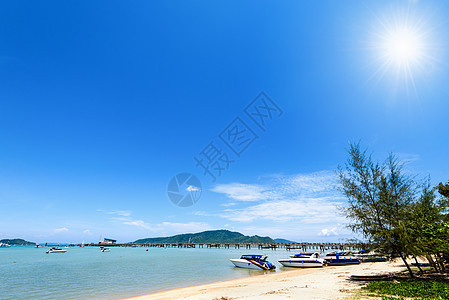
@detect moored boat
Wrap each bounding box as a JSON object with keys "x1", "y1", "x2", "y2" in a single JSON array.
[
  {"x1": 46, "y1": 247, "x2": 67, "y2": 254},
  {"x1": 100, "y1": 246, "x2": 110, "y2": 252},
  {"x1": 323, "y1": 251, "x2": 360, "y2": 265},
  {"x1": 278, "y1": 252, "x2": 324, "y2": 268},
  {"x1": 230, "y1": 255, "x2": 276, "y2": 270}
]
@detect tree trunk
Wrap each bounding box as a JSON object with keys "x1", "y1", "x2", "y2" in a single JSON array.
[
  {"x1": 413, "y1": 256, "x2": 423, "y2": 274},
  {"x1": 426, "y1": 255, "x2": 439, "y2": 273},
  {"x1": 400, "y1": 253, "x2": 414, "y2": 278},
  {"x1": 436, "y1": 253, "x2": 446, "y2": 273}
]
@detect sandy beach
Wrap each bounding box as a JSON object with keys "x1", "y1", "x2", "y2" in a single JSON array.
[{"x1": 126, "y1": 260, "x2": 405, "y2": 300}]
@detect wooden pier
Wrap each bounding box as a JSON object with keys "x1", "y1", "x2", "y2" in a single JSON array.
[{"x1": 78, "y1": 242, "x2": 360, "y2": 251}]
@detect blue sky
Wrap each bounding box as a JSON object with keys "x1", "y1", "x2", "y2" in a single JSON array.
[{"x1": 1, "y1": 0, "x2": 448, "y2": 243}]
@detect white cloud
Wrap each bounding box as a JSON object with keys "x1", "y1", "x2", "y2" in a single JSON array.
[
  {"x1": 186, "y1": 185, "x2": 201, "y2": 192},
  {"x1": 123, "y1": 220, "x2": 152, "y2": 230},
  {"x1": 54, "y1": 227, "x2": 69, "y2": 233},
  {"x1": 318, "y1": 227, "x2": 339, "y2": 236},
  {"x1": 217, "y1": 197, "x2": 344, "y2": 223},
  {"x1": 209, "y1": 171, "x2": 344, "y2": 224},
  {"x1": 82, "y1": 229, "x2": 92, "y2": 235},
  {"x1": 396, "y1": 152, "x2": 420, "y2": 164},
  {"x1": 220, "y1": 202, "x2": 237, "y2": 207},
  {"x1": 274, "y1": 171, "x2": 339, "y2": 197},
  {"x1": 97, "y1": 209, "x2": 132, "y2": 216},
  {"x1": 211, "y1": 183, "x2": 269, "y2": 201},
  {"x1": 108, "y1": 210, "x2": 132, "y2": 217}
]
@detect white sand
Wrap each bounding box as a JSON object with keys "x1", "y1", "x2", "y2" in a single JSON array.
[{"x1": 126, "y1": 260, "x2": 405, "y2": 300}]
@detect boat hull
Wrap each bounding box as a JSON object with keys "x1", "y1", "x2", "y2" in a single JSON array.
[
  {"x1": 324, "y1": 257, "x2": 360, "y2": 265},
  {"x1": 46, "y1": 250, "x2": 67, "y2": 254},
  {"x1": 230, "y1": 259, "x2": 271, "y2": 270},
  {"x1": 278, "y1": 258, "x2": 324, "y2": 268}
]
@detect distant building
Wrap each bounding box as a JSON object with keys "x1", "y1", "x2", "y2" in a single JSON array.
[{"x1": 101, "y1": 238, "x2": 117, "y2": 245}]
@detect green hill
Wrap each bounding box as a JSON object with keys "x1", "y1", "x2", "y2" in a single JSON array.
[
  {"x1": 134, "y1": 230, "x2": 275, "y2": 244},
  {"x1": 0, "y1": 238, "x2": 35, "y2": 245}
]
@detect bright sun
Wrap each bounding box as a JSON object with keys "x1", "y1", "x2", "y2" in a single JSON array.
[
  {"x1": 383, "y1": 28, "x2": 423, "y2": 67},
  {"x1": 367, "y1": 7, "x2": 440, "y2": 94}
]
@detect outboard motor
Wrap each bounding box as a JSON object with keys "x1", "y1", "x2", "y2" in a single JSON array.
[{"x1": 264, "y1": 262, "x2": 276, "y2": 270}]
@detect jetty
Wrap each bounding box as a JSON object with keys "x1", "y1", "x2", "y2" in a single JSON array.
[{"x1": 76, "y1": 242, "x2": 361, "y2": 251}]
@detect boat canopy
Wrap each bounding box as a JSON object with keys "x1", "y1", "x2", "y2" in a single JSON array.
[
  {"x1": 240, "y1": 255, "x2": 267, "y2": 261},
  {"x1": 294, "y1": 252, "x2": 315, "y2": 256},
  {"x1": 357, "y1": 249, "x2": 370, "y2": 254}
]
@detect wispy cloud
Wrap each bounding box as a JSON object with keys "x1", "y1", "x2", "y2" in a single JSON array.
[
  {"x1": 208, "y1": 171, "x2": 344, "y2": 225},
  {"x1": 122, "y1": 220, "x2": 152, "y2": 230},
  {"x1": 218, "y1": 197, "x2": 344, "y2": 223},
  {"x1": 108, "y1": 210, "x2": 132, "y2": 217},
  {"x1": 396, "y1": 152, "x2": 420, "y2": 164},
  {"x1": 211, "y1": 183, "x2": 269, "y2": 201},
  {"x1": 82, "y1": 229, "x2": 92, "y2": 235},
  {"x1": 96, "y1": 209, "x2": 132, "y2": 217},
  {"x1": 220, "y1": 202, "x2": 237, "y2": 207},
  {"x1": 54, "y1": 227, "x2": 69, "y2": 233}
]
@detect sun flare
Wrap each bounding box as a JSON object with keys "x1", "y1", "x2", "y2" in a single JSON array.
[
  {"x1": 383, "y1": 27, "x2": 423, "y2": 67},
  {"x1": 367, "y1": 7, "x2": 440, "y2": 94}
]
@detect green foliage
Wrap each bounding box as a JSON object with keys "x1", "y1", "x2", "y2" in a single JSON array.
[
  {"x1": 363, "y1": 280, "x2": 449, "y2": 299},
  {"x1": 338, "y1": 143, "x2": 417, "y2": 275},
  {"x1": 339, "y1": 143, "x2": 449, "y2": 276},
  {"x1": 134, "y1": 230, "x2": 275, "y2": 244},
  {"x1": 0, "y1": 238, "x2": 35, "y2": 245}
]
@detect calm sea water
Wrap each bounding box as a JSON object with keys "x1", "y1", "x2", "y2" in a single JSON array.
[{"x1": 0, "y1": 245, "x2": 327, "y2": 299}]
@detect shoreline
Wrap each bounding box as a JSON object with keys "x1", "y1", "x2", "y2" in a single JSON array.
[{"x1": 125, "y1": 260, "x2": 405, "y2": 299}]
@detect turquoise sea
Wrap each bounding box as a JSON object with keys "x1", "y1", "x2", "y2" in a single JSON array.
[{"x1": 0, "y1": 245, "x2": 327, "y2": 299}]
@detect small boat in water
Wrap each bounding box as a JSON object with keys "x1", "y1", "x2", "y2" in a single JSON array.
[
  {"x1": 46, "y1": 247, "x2": 67, "y2": 254},
  {"x1": 100, "y1": 246, "x2": 110, "y2": 252},
  {"x1": 0, "y1": 242, "x2": 11, "y2": 248},
  {"x1": 323, "y1": 251, "x2": 360, "y2": 265},
  {"x1": 230, "y1": 255, "x2": 276, "y2": 270},
  {"x1": 278, "y1": 252, "x2": 324, "y2": 268}
]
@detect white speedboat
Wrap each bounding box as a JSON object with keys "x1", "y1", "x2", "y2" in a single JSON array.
[
  {"x1": 323, "y1": 251, "x2": 360, "y2": 265},
  {"x1": 278, "y1": 252, "x2": 324, "y2": 268},
  {"x1": 0, "y1": 242, "x2": 11, "y2": 248},
  {"x1": 230, "y1": 255, "x2": 276, "y2": 270},
  {"x1": 46, "y1": 247, "x2": 67, "y2": 254},
  {"x1": 100, "y1": 246, "x2": 110, "y2": 252}
]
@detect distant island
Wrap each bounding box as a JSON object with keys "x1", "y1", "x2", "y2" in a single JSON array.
[
  {"x1": 134, "y1": 230, "x2": 275, "y2": 244},
  {"x1": 274, "y1": 238, "x2": 298, "y2": 244},
  {"x1": 0, "y1": 238, "x2": 35, "y2": 245}
]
